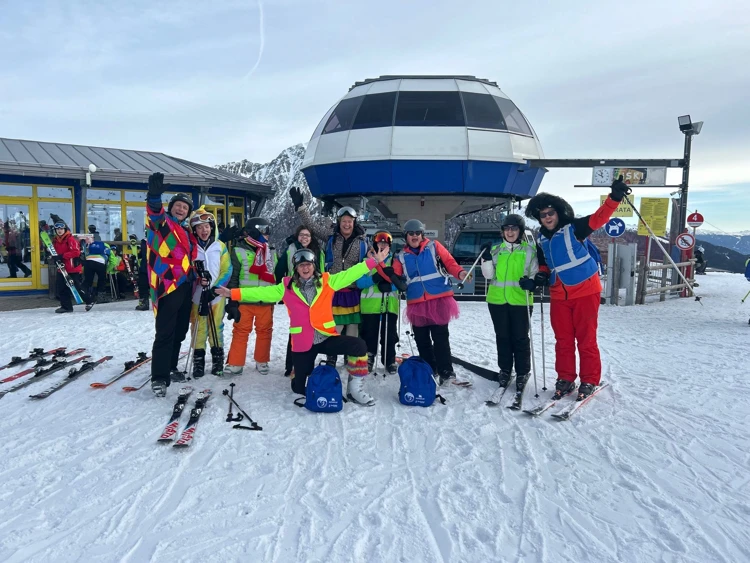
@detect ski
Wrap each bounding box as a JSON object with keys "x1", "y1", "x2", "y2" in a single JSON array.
[
  {"x1": 90, "y1": 353, "x2": 151, "y2": 388},
  {"x1": 485, "y1": 376, "x2": 516, "y2": 406},
  {"x1": 0, "y1": 355, "x2": 90, "y2": 398},
  {"x1": 451, "y1": 355, "x2": 498, "y2": 382},
  {"x1": 507, "y1": 391, "x2": 524, "y2": 410},
  {"x1": 1, "y1": 349, "x2": 85, "y2": 385},
  {"x1": 522, "y1": 385, "x2": 578, "y2": 416},
  {"x1": 29, "y1": 356, "x2": 113, "y2": 399},
  {"x1": 0, "y1": 347, "x2": 66, "y2": 372},
  {"x1": 122, "y1": 351, "x2": 188, "y2": 392},
  {"x1": 40, "y1": 231, "x2": 84, "y2": 305},
  {"x1": 173, "y1": 390, "x2": 212, "y2": 448},
  {"x1": 551, "y1": 383, "x2": 610, "y2": 421},
  {"x1": 157, "y1": 387, "x2": 194, "y2": 442}
]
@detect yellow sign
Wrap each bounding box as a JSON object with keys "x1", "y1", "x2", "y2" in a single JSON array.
[
  {"x1": 637, "y1": 197, "x2": 670, "y2": 237},
  {"x1": 600, "y1": 195, "x2": 634, "y2": 217}
]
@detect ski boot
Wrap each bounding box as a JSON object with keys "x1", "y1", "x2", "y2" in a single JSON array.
[
  {"x1": 85, "y1": 301, "x2": 95, "y2": 312},
  {"x1": 151, "y1": 380, "x2": 167, "y2": 397},
  {"x1": 577, "y1": 383, "x2": 596, "y2": 401},
  {"x1": 256, "y1": 362, "x2": 269, "y2": 375},
  {"x1": 347, "y1": 375, "x2": 376, "y2": 406},
  {"x1": 210, "y1": 347, "x2": 224, "y2": 376},
  {"x1": 170, "y1": 368, "x2": 186, "y2": 382},
  {"x1": 224, "y1": 364, "x2": 243, "y2": 376},
  {"x1": 386, "y1": 363, "x2": 398, "y2": 375},
  {"x1": 497, "y1": 370, "x2": 512, "y2": 388},
  {"x1": 552, "y1": 379, "x2": 576, "y2": 400},
  {"x1": 55, "y1": 307, "x2": 73, "y2": 314},
  {"x1": 438, "y1": 368, "x2": 456, "y2": 386},
  {"x1": 326, "y1": 355, "x2": 338, "y2": 367},
  {"x1": 516, "y1": 373, "x2": 530, "y2": 392},
  {"x1": 367, "y1": 353, "x2": 375, "y2": 373},
  {"x1": 192, "y1": 349, "x2": 206, "y2": 379},
  {"x1": 135, "y1": 298, "x2": 149, "y2": 311}
]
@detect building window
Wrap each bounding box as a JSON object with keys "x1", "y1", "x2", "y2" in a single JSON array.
[
  {"x1": 125, "y1": 191, "x2": 147, "y2": 202},
  {"x1": 37, "y1": 201, "x2": 73, "y2": 283},
  {"x1": 0, "y1": 184, "x2": 32, "y2": 197},
  {"x1": 322, "y1": 96, "x2": 364, "y2": 134},
  {"x1": 126, "y1": 207, "x2": 146, "y2": 241},
  {"x1": 395, "y1": 91, "x2": 465, "y2": 127},
  {"x1": 493, "y1": 97, "x2": 532, "y2": 136},
  {"x1": 87, "y1": 202, "x2": 122, "y2": 241},
  {"x1": 228, "y1": 196, "x2": 244, "y2": 208},
  {"x1": 352, "y1": 92, "x2": 397, "y2": 129},
  {"x1": 37, "y1": 187, "x2": 73, "y2": 198},
  {"x1": 87, "y1": 189, "x2": 122, "y2": 201},
  {"x1": 461, "y1": 92, "x2": 507, "y2": 130}
]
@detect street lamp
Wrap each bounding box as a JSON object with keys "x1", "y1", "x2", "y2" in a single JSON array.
[{"x1": 676, "y1": 115, "x2": 703, "y2": 243}]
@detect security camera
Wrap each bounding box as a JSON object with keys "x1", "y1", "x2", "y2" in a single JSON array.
[{"x1": 88, "y1": 163, "x2": 97, "y2": 173}]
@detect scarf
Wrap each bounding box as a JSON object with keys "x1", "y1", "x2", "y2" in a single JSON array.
[{"x1": 247, "y1": 236, "x2": 275, "y2": 284}]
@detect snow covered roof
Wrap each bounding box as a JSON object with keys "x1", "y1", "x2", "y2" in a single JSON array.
[{"x1": 0, "y1": 137, "x2": 274, "y2": 195}]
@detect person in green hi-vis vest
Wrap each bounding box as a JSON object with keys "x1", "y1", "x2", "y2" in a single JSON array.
[{"x1": 356, "y1": 231, "x2": 407, "y2": 374}]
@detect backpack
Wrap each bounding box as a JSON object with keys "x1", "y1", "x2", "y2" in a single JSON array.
[
  {"x1": 397, "y1": 356, "x2": 445, "y2": 407},
  {"x1": 584, "y1": 238, "x2": 604, "y2": 275},
  {"x1": 294, "y1": 363, "x2": 344, "y2": 412}
]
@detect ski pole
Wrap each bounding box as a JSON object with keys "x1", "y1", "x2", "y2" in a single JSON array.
[
  {"x1": 742, "y1": 288, "x2": 750, "y2": 303},
  {"x1": 405, "y1": 330, "x2": 416, "y2": 356},
  {"x1": 222, "y1": 386, "x2": 262, "y2": 430},
  {"x1": 457, "y1": 248, "x2": 486, "y2": 290},
  {"x1": 225, "y1": 382, "x2": 242, "y2": 422},
  {"x1": 623, "y1": 194, "x2": 702, "y2": 304},
  {"x1": 539, "y1": 286, "x2": 547, "y2": 392},
  {"x1": 525, "y1": 290, "x2": 539, "y2": 399},
  {"x1": 183, "y1": 308, "x2": 200, "y2": 377}
]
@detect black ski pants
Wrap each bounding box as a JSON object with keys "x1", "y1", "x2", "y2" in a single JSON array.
[
  {"x1": 488, "y1": 303, "x2": 532, "y2": 376},
  {"x1": 8, "y1": 255, "x2": 31, "y2": 277},
  {"x1": 151, "y1": 282, "x2": 193, "y2": 385},
  {"x1": 56, "y1": 271, "x2": 83, "y2": 310},
  {"x1": 83, "y1": 260, "x2": 107, "y2": 304},
  {"x1": 361, "y1": 312, "x2": 398, "y2": 366},
  {"x1": 291, "y1": 335, "x2": 367, "y2": 395},
  {"x1": 412, "y1": 323, "x2": 452, "y2": 375}
]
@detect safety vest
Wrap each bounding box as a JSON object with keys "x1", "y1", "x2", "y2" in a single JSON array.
[
  {"x1": 283, "y1": 273, "x2": 339, "y2": 352},
  {"x1": 360, "y1": 255, "x2": 399, "y2": 315},
  {"x1": 397, "y1": 241, "x2": 453, "y2": 304},
  {"x1": 538, "y1": 223, "x2": 598, "y2": 287},
  {"x1": 486, "y1": 241, "x2": 536, "y2": 306},
  {"x1": 234, "y1": 245, "x2": 276, "y2": 287}
]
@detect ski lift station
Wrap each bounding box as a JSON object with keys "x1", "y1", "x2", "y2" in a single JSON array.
[{"x1": 301, "y1": 75, "x2": 546, "y2": 241}]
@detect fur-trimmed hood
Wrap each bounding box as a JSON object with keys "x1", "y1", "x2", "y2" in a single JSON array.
[{"x1": 524, "y1": 192, "x2": 575, "y2": 223}]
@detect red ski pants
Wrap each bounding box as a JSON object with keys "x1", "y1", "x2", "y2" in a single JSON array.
[{"x1": 549, "y1": 293, "x2": 601, "y2": 386}]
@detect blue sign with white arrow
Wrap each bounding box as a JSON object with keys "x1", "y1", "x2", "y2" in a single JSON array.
[{"x1": 605, "y1": 218, "x2": 626, "y2": 238}]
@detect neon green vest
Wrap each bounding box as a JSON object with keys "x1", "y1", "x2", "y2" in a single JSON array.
[
  {"x1": 360, "y1": 256, "x2": 399, "y2": 314},
  {"x1": 486, "y1": 241, "x2": 535, "y2": 306}
]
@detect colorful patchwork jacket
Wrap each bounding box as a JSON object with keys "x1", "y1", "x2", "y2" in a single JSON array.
[{"x1": 146, "y1": 197, "x2": 198, "y2": 311}]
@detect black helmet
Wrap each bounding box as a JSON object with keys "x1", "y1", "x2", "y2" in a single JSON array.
[
  {"x1": 243, "y1": 217, "x2": 271, "y2": 240},
  {"x1": 336, "y1": 206, "x2": 358, "y2": 221},
  {"x1": 292, "y1": 248, "x2": 317, "y2": 268},
  {"x1": 167, "y1": 193, "x2": 193, "y2": 216},
  {"x1": 502, "y1": 214, "x2": 526, "y2": 232},
  {"x1": 403, "y1": 219, "x2": 426, "y2": 234}
]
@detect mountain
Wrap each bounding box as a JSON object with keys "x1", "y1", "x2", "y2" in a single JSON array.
[{"x1": 696, "y1": 233, "x2": 750, "y2": 257}]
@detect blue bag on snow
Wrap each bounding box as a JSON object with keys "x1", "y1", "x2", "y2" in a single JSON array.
[
  {"x1": 397, "y1": 356, "x2": 445, "y2": 407},
  {"x1": 294, "y1": 363, "x2": 343, "y2": 412}
]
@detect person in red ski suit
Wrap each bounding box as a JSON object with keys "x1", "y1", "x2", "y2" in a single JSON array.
[
  {"x1": 50, "y1": 215, "x2": 83, "y2": 313},
  {"x1": 524, "y1": 177, "x2": 630, "y2": 400}
]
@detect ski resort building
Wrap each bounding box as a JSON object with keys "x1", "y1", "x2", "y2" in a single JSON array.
[{"x1": 0, "y1": 137, "x2": 273, "y2": 295}]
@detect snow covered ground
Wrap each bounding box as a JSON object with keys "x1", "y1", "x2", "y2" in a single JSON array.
[{"x1": 1, "y1": 273, "x2": 749, "y2": 563}]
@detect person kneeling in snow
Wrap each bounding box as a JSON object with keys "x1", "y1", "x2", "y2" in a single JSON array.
[
  {"x1": 215, "y1": 245, "x2": 389, "y2": 406},
  {"x1": 524, "y1": 177, "x2": 630, "y2": 401}
]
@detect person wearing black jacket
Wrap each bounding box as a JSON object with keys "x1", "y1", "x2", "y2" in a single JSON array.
[{"x1": 135, "y1": 237, "x2": 150, "y2": 310}]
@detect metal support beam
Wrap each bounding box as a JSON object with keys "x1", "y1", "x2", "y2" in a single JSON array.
[{"x1": 527, "y1": 158, "x2": 684, "y2": 169}]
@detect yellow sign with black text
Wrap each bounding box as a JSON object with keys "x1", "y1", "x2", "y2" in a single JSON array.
[
  {"x1": 600, "y1": 195, "x2": 634, "y2": 218},
  {"x1": 637, "y1": 198, "x2": 670, "y2": 237}
]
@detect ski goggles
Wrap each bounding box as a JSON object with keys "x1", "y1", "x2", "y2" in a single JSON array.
[
  {"x1": 53, "y1": 222, "x2": 67, "y2": 229},
  {"x1": 292, "y1": 248, "x2": 316, "y2": 267},
  {"x1": 250, "y1": 223, "x2": 271, "y2": 235},
  {"x1": 373, "y1": 232, "x2": 392, "y2": 244},
  {"x1": 336, "y1": 206, "x2": 357, "y2": 219},
  {"x1": 190, "y1": 212, "x2": 215, "y2": 227}
]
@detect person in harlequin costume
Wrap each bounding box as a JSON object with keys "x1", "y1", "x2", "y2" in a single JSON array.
[
  {"x1": 50, "y1": 215, "x2": 83, "y2": 314},
  {"x1": 145, "y1": 173, "x2": 198, "y2": 397},
  {"x1": 391, "y1": 220, "x2": 469, "y2": 385},
  {"x1": 524, "y1": 177, "x2": 630, "y2": 400},
  {"x1": 357, "y1": 230, "x2": 407, "y2": 374},
  {"x1": 224, "y1": 217, "x2": 277, "y2": 376},
  {"x1": 216, "y1": 245, "x2": 390, "y2": 406},
  {"x1": 188, "y1": 207, "x2": 232, "y2": 378}
]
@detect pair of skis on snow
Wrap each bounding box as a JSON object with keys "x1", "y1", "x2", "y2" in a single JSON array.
[
  {"x1": 157, "y1": 387, "x2": 212, "y2": 448},
  {"x1": 0, "y1": 348, "x2": 88, "y2": 398}
]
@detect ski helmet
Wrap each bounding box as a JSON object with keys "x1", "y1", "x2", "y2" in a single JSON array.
[
  {"x1": 292, "y1": 248, "x2": 317, "y2": 268},
  {"x1": 403, "y1": 219, "x2": 425, "y2": 234},
  {"x1": 243, "y1": 217, "x2": 271, "y2": 240},
  {"x1": 501, "y1": 214, "x2": 526, "y2": 232},
  {"x1": 189, "y1": 208, "x2": 216, "y2": 230},
  {"x1": 697, "y1": 246, "x2": 704, "y2": 253},
  {"x1": 167, "y1": 193, "x2": 193, "y2": 216},
  {"x1": 336, "y1": 206, "x2": 358, "y2": 221},
  {"x1": 373, "y1": 230, "x2": 393, "y2": 245}
]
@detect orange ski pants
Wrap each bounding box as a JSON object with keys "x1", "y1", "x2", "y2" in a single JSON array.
[{"x1": 227, "y1": 304, "x2": 274, "y2": 365}]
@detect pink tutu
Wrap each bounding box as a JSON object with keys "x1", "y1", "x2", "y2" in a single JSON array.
[{"x1": 405, "y1": 296, "x2": 460, "y2": 327}]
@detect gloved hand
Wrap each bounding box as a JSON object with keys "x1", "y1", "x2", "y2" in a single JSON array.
[
  {"x1": 219, "y1": 225, "x2": 240, "y2": 244},
  {"x1": 199, "y1": 270, "x2": 212, "y2": 287},
  {"x1": 519, "y1": 276, "x2": 536, "y2": 292},
  {"x1": 377, "y1": 281, "x2": 392, "y2": 293},
  {"x1": 53, "y1": 255, "x2": 65, "y2": 265},
  {"x1": 534, "y1": 271, "x2": 550, "y2": 287},
  {"x1": 372, "y1": 272, "x2": 385, "y2": 285},
  {"x1": 382, "y1": 266, "x2": 395, "y2": 278},
  {"x1": 479, "y1": 241, "x2": 493, "y2": 257},
  {"x1": 289, "y1": 186, "x2": 304, "y2": 211},
  {"x1": 391, "y1": 274, "x2": 408, "y2": 293},
  {"x1": 226, "y1": 300, "x2": 241, "y2": 322},
  {"x1": 205, "y1": 287, "x2": 219, "y2": 301},
  {"x1": 147, "y1": 172, "x2": 166, "y2": 196},
  {"x1": 609, "y1": 175, "x2": 632, "y2": 202}
]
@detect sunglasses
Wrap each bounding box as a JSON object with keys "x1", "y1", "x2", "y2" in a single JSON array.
[
  {"x1": 539, "y1": 209, "x2": 557, "y2": 219},
  {"x1": 405, "y1": 231, "x2": 423, "y2": 237},
  {"x1": 502, "y1": 225, "x2": 520, "y2": 231}
]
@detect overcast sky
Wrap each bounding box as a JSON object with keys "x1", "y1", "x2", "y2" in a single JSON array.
[{"x1": 2, "y1": 0, "x2": 748, "y2": 230}]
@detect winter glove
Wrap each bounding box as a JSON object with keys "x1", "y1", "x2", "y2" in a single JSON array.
[
  {"x1": 479, "y1": 241, "x2": 493, "y2": 257},
  {"x1": 533, "y1": 271, "x2": 550, "y2": 287},
  {"x1": 53, "y1": 255, "x2": 64, "y2": 265},
  {"x1": 391, "y1": 274, "x2": 408, "y2": 293},
  {"x1": 289, "y1": 186, "x2": 304, "y2": 211},
  {"x1": 372, "y1": 272, "x2": 385, "y2": 285},
  {"x1": 219, "y1": 225, "x2": 240, "y2": 244},
  {"x1": 226, "y1": 300, "x2": 241, "y2": 322},
  {"x1": 382, "y1": 266, "x2": 395, "y2": 278},
  {"x1": 519, "y1": 276, "x2": 536, "y2": 292},
  {"x1": 609, "y1": 175, "x2": 632, "y2": 203},
  {"x1": 147, "y1": 172, "x2": 166, "y2": 196},
  {"x1": 377, "y1": 281, "x2": 392, "y2": 293},
  {"x1": 205, "y1": 287, "x2": 219, "y2": 301}
]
